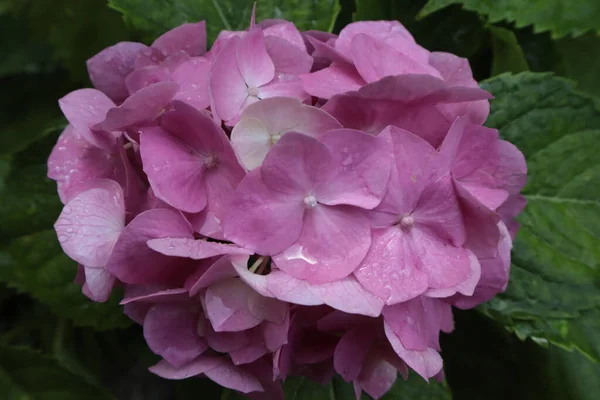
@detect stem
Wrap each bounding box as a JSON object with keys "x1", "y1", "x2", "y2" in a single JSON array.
[{"x1": 249, "y1": 256, "x2": 265, "y2": 273}]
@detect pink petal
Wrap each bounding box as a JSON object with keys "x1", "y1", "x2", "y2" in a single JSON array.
[
  {"x1": 47, "y1": 126, "x2": 126, "y2": 203},
  {"x1": 152, "y1": 21, "x2": 207, "y2": 57},
  {"x1": 264, "y1": 21, "x2": 306, "y2": 51},
  {"x1": 317, "y1": 129, "x2": 392, "y2": 209},
  {"x1": 334, "y1": 326, "x2": 374, "y2": 381},
  {"x1": 87, "y1": 42, "x2": 147, "y2": 102},
  {"x1": 458, "y1": 183, "x2": 502, "y2": 258},
  {"x1": 148, "y1": 238, "x2": 252, "y2": 259},
  {"x1": 355, "y1": 227, "x2": 429, "y2": 305},
  {"x1": 357, "y1": 355, "x2": 398, "y2": 399},
  {"x1": 124, "y1": 302, "x2": 151, "y2": 325},
  {"x1": 82, "y1": 267, "x2": 116, "y2": 302},
  {"x1": 413, "y1": 176, "x2": 466, "y2": 247},
  {"x1": 230, "y1": 117, "x2": 272, "y2": 170},
  {"x1": 429, "y1": 52, "x2": 490, "y2": 124},
  {"x1": 306, "y1": 35, "x2": 351, "y2": 65},
  {"x1": 144, "y1": 303, "x2": 207, "y2": 368},
  {"x1": 351, "y1": 34, "x2": 440, "y2": 83},
  {"x1": 172, "y1": 57, "x2": 211, "y2": 110},
  {"x1": 205, "y1": 279, "x2": 263, "y2": 332},
  {"x1": 204, "y1": 358, "x2": 264, "y2": 393},
  {"x1": 160, "y1": 51, "x2": 191, "y2": 72},
  {"x1": 97, "y1": 81, "x2": 179, "y2": 131},
  {"x1": 237, "y1": 28, "x2": 275, "y2": 88},
  {"x1": 262, "y1": 309, "x2": 290, "y2": 351},
  {"x1": 204, "y1": 322, "x2": 250, "y2": 352},
  {"x1": 139, "y1": 126, "x2": 207, "y2": 213},
  {"x1": 266, "y1": 269, "x2": 323, "y2": 306},
  {"x1": 231, "y1": 256, "x2": 273, "y2": 298},
  {"x1": 125, "y1": 65, "x2": 171, "y2": 94},
  {"x1": 265, "y1": 36, "x2": 313, "y2": 75},
  {"x1": 383, "y1": 298, "x2": 432, "y2": 351},
  {"x1": 273, "y1": 205, "x2": 371, "y2": 284},
  {"x1": 425, "y1": 250, "x2": 481, "y2": 298},
  {"x1": 58, "y1": 89, "x2": 117, "y2": 149},
  {"x1": 308, "y1": 275, "x2": 384, "y2": 317},
  {"x1": 300, "y1": 62, "x2": 365, "y2": 99},
  {"x1": 135, "y1": 47, "x2": 166, "y2": 68},
  {"x1": 257, "y1": 79, "x2": 309, "y2": 102},
  {"x1": 186, "y1": 257, "x2": 238, "y2": 296},
  {"x1": 54, "y1": 179, "x2": 125, "y2": 268},
  {"x1": 149, "y1": 356, "x2": 221, "y2": 380},
  {"x1": 248, "y1": 292, "x2": 287, "y2": 324},
  {"x1": 106, "y1": 208, "x2": 194, "y2": 283},
  {"x1": 494, "y1": 140, "x2": 528, "y2": 195},
  {"x1": 384, "y1": 322, "x2": 442, "y2": 379},
  {"x1": 229, "y1": 344, "x2": 268, "y2": 365},
  {"x1": 223, "y1": 169, "x2": 304, "y2": 255},
  {"x1": 209, "y1": 37, "x2": 249, "y2": 123}
]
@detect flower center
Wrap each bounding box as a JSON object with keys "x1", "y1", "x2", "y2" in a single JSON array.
[
  {"x1": 204, "y1": 153, "x2": 219, "y2": 169},
  {"x1": 398, "y1": 214, "x2": 415, "y2": 230},
  {"x1": 247, "y1": 86, "x2": 260, "y2": 97},
  {"x1": 303, "y1": 195, "x2": 318, "y2": 209},
  {"x1": 270, "y1": 133, "x2": 282, "y2": 144}
]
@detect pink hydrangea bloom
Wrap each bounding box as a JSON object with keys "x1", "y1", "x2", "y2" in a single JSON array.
[{"x1": 49, "y1": 11, "x2": 527, "y2": 399}]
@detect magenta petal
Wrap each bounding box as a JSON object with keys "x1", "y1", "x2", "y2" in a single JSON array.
[
  {"x1": 355, "y1": 228, "x2": 429, "y2": 305},
  {"x1": 209, "y1": 37, "x2": 248, "y2": 123},
  {"x1": 266, "y1": 269, "x2": 323, "y2": 306},
  {"x1": 87, "y1": 42, "x2": 147, "y2": 102},
  {"x1": 223, "y1": 169, "x2": 304, "y2": 255},
  {"x1": 149, "y1": 356, "x2": 221, "y2": 380},
  {"x1": 98, "y1": 81, "x2": 179, "y2": 131},
  {"x1": 152, "y1": 21, "x2": 207, "y2": 57},
  {"x1": 231, "y1": 256, "x2": 272, "y2": 297},
  {"x1": 317, "y1": 129, "x2": 392, "y2": 209},
  {"x1": 236, "y1": 28, "x2": 275, "y2": 88},
  {"x1": 351, "y1": 34, "x2": 440, "y2": 82},
  {"x1": 172, "y1": 57, "x2": 211, "y2": 110},
  {"x1": 148, "y1": 238, "x2": 252, "y2": 259},
  {"x1": 425, "y1": 250, "x2": 481, "y2": 298},
  {"x1": 139, "y1": 126, "x2": 207, "y2": 213},
  {"x1": 264, "y1": 21, "x2": 306, "y2": 50},
  {"x1": 82, "y1": 267, "x2": 116, "y2": 302},
  {"x1": 273, "y1": 205, "x2": 371, "y2": 284},
  {"x1": 357, "y1": 355, "x2": 398, "y2": 399},
  {"x1": 300, "y1": 62, "x2": 365, "y2": 99},
  {"x1": 58, "y1": 89, "x2": 117, "y2": 149},
  {"x1": 308, "y1": 275, "x2": 384, "y2": 317},
  {"x1": 494, "y1": 140, "x2": 528, "y2": 195},
  {"x1": 248, "y1": 293, "x2": 287, "y2": 324},
  {"x1": 107, "y1": 208, "x2": 194, "y2": 283},
  {"x1": 230, "y1": 344, "x2": 268, "y2": 365},
  {"x1": 265, "y1": 36, "x2": 313, "y2": 75},
  {"x1": 263, "y1": 309, "x2": 290, "y2": 351},
  {"x1": 54, "y1": 179, "x2": 125, "y2": 268},
  {"x1": 383, "y1": 298, "x2": 431, "y2": 351},
  {"x1": 121, "y1": 286, "x2": 189, "y2": 304},
  {"x1": 334, "y1": 326, "x2": 373, "y2": 381},
  {"x1": 186, "y1": 257, "x2": 238, "y2": 296},
  {"x1": 125, "y1": 65, "x2": 171, "y2": 94},
  {"x1": 205, "y1": 279, "x2": 263, "y2": 332},
  {"x1": 204, "y1": 358, "x2": 264, "y2": 393},
  {"x1": 384, "y1": 322, "x2": 442, "y2": 379},
  {"x1": 124, "y1": 302, "x2": 151, "y2": 325},
  {"x1": 144, "y1": 303, "x2": 207, "y2": 368},
  {"x1": 204, "y1": 322, "x2": 250, "y2": 352}
]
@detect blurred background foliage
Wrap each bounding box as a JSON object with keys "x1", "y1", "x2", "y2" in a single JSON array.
[{"x1": 0, "y1": 0, "x2": 599, "y2": 399}]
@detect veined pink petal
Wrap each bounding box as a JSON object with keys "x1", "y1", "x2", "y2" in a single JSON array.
[
  {"x1": 264, "y1": 21, "x2": 306, "y2": 51},
  {"x1": 148, "y1": 238, "x2": 252, "y2": 259},
  {"x1": 107, "y1": 208, "x2": 194, "y2": 283},
  {"x1": 144, "y1": 303, "x2": 207, "y2": 368},
  {"x1": 82, "y1": 266, "x2": 116, "y2": 302},
  {"x1": 172, "y1": 57, "x2": 211, "y2": 110},
  {"x1": 266, "y1": 269, "x2": 323, "y2": 306},
  {"x1": 425, "y1": 250, "x2": 481, "y2": 298},
  {"x1": 152, "y1": 21, "x2": 207, "y2": 57},
  {"x1": 356, "y1": 354, "x2": 398, "y2": 400},
  {"x1": 273, "y1": 205, "x2": 371, "y2": 284},
  {"x1": 383, "y1": 298, "x2": 432, "y2": 351},
  {"x1": 139, "y1": 126, "x2": 208, "y2": 213},
  {"x1": 230, "y1": 117, "x2": 272, "y2": 170},
  {"x1": 351, "y1": 34, "x2": 441, "y2": 83},
  {"x1": 300, "y1": 62, "x2": 365, "y2": 99},
  {"x1": 186, "y1": 257, "x2": 238, "y2": 296},
  {"x1": 317, "y1": 129, "x2": 391, "y2": 209},
  {"x1": 54, "y1": 179, "x2": 125, "y2": 268},
  {"x1": 384, "y1": 322, "x2": 442, "y2": 379},
  {"x1": 236, "y1": 28, "x2": 275, "y2": 88},
  {"x1": 149, "y1": 356, "x2": 221, "y2": 380},
  {"x1": 355, "y1": 227, "x2": 429, "y2": 305},
  {"x1": 125, "y1": 65, "x2": 171, "y2": 94},
  {"x1": 121, "y1": 285, "x2": 189, "y2": 304},
  {"x1": 334, "y1": 326, "x2": 374, "y2": 381},
  {"x1": 87, "y1": 42, "x2": 147, "y2": 102},
  {"x1": 205, "y1": 279, "x2": 263, "y2": 332},
  {"x1": 223, "y1": 169, "x2": 305, "y2": 255},
  {"x1": 265, "y1": 35, "x2": 313, "y2": 75},
  {"x1": 257, "y1": 79, "x2": 309, "y2": 102},
  {"x1": 97, "y1": 81, "x2": 179, "y2": 131},
  {"x1": 58, "y1": 89, "x2": 117, "y2": 149},
  {"x1": 209, "y1": 37, "x2": 248, "y2": 122}
]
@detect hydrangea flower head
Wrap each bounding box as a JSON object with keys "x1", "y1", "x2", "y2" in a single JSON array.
[{"x1": 48, "y1": 11, "x2": 526, "y2": 399}]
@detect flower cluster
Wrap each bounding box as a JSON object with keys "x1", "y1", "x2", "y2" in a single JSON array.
[{"x1": 49, "y1": 14, "x2": 526, "y2": 399}]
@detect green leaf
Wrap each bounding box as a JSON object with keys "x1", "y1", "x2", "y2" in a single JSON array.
[
  {"x1": 109, "y1": 0, "x2": 340, "y2": 43},
  {"x1": 489, "y1": 26, "x2": 529, "y2": 75},
  {"x1": 478, "y1": 72, "x2": 600, "y2": 361},
  {"x1": 555, "y1": 32, "x2": 600, "y2": 98},
  {"x1": 0, "y1": 344, "x2": 113, "y2": 400},
  {"x1": 419, "y1": 0, "x2": 600, "y2": 39},
  {"x1": 381, "y1": 373, "x2": 451, "y2": 400},
  {"x1": 354, "y1": 0, "x2": 488, "y2": 59}
]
